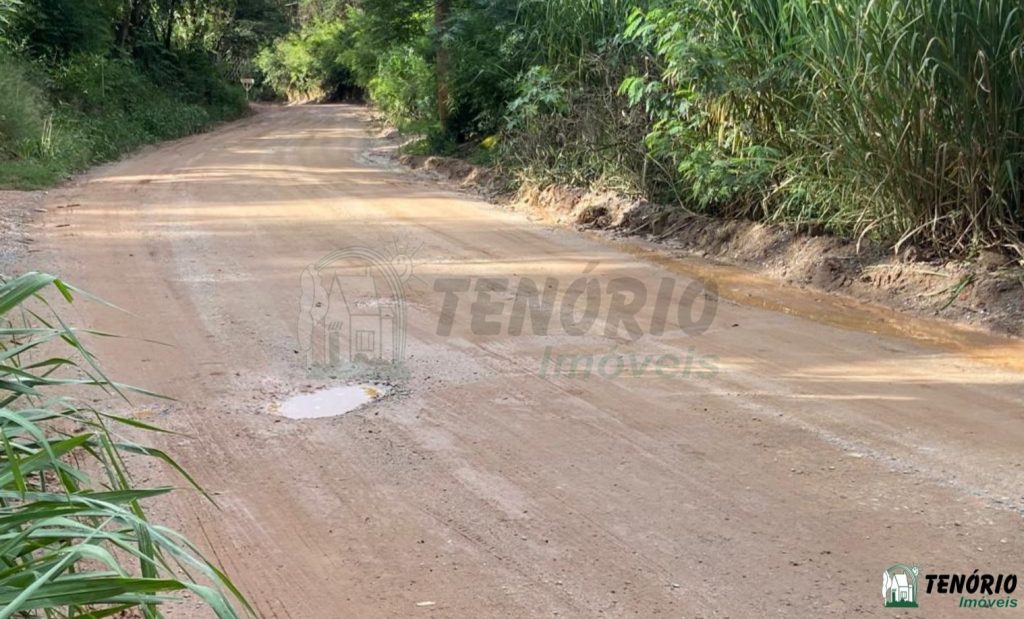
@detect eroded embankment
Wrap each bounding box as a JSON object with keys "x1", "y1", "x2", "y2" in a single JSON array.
[
  {"x1": 391, "y1": 153, "x2": 1024, "y2": 373},
  {"x1": 395, "y1": 152, "x2": 1024, "y2": 347}
]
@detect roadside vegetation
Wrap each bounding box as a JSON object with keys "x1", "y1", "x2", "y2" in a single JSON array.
[
  {"x1": 255, "y1": 0, "x2": 1024, "y2": 259},
  {"x1": 0, "y1": 273, "x2": 249, "y2": 616},
  {"x1": 1, "y1": 2, "x2": 280, "y2": 613},
  {"x1": 0, "y1": 0, "x2": 289, "y2": 188}
]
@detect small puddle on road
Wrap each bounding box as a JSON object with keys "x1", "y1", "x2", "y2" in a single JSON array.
[{"x1": 273, "y1": 385, "x2": 387, "y2": 420}]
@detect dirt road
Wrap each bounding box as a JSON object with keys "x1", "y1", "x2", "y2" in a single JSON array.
[{"x1": 26, "y1": 105, "x2": 1024, "y2": 617}]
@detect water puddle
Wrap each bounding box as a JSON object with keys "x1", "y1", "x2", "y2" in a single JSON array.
[
  {"x1": 601, "y1": 236, "x2": 1024, "y2": 374},
  {"x1": 273, "y1": 385, "x2": 387, "y2": 420}
]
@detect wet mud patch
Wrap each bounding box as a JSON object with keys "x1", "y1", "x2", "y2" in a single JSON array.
[{"x1": 511, "y1": 182, "x2": 1024, "y2": 339}]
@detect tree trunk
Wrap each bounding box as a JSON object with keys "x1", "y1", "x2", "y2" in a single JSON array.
[
  {"x1": 117, "y1": 0, "x2": 150, "y2": 51},
  {"x1": 164, "y1": 0, "x2": 178, "y2": 50},
  {"x1": 434, "y1": 0, "x2": 450, "y2": 135},
  {"x1": 116, "y1": 0, "x2": 133, "y2": 48}
]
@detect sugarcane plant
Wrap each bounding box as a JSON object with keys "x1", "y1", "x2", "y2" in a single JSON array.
[{"x1": 0, "y1": 272, "x2": 250, "y2": 618}]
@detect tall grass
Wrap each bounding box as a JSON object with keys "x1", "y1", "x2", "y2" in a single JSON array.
[
  {"x1": 499, "y1": 0, "x2": 659, "y2": 194},
  {"x1": 250, "y1": 0, "x2": 1024, "y2": 255},
  {"x1": 516, "y1": 0, "x2": 641, "y2": 77},
  {"x1": 0, "y1": 51, "x2": 246, "y2": 189},
  {"x1": 0, "y1": 52, "x2": 46, "y2": 160},
  {"x1": 0, "y1": 272, "x2": 249, "y2": 617},
  {"x1": 801, "y1": 0, "x2": 1024, "y2": 253},
  {"x1": 0, "y1": 0, "x2": 18, "y2": 27},
  {"x1": 623, "y1": 0, "x2": 1024, "y2": 255},
  {"x1": 368, "y1": 46, "x2": 435, "y2": 129}
]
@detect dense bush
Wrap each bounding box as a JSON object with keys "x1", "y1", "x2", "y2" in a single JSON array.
[
  {"x1": 0, "y1": 0, "x2": 18, "y2": 26},
  {"x1": 621, "y1": 0, "x2": 1024, "y2": 254},
  {"x1": 256, "y1": 20, "x2": 352, "y2": 101},
  {"x1": 0, "y1": 0, "x2": 255, "y2": 188},
  {"x1": 255, "y1": 5, "x2": 432, "y2": 105},
  {"x1": 368, "y1": 46, "x2": 434, "y2": 129},
  {"x1": 0, "y1": 52, "x2": 46, "y2": 159},
  {"x1": 9, "y1": 0, "x2": 115, "y2": 59},
  {"x1": 497, "y1": 0, "x2": 655, "y2": 193},
  {"x1": 47, "y1": 53, "x2": 239, "y2": 161},
  {"x1": 257, "y1": 0, "x2": 1021, "y2": 256},
  {"x1": 0, "y1": 51, "x2": 246, "y2": 188}
]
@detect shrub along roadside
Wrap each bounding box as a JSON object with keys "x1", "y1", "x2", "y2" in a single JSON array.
[
  {"x1": 0, "y1": 272, "x2": 251, "y2": 617},
  {"x1": 619, "y1": 0, "x2": 1024, "y2": 257},
  {"x1": 0, "y1": 50, "x2": 247, "y2": 189},
  {"x1": 0, "y1": 0, "x2": 279, "y2": 189},
  {"x1": 255, "y1": 0, "x2": 1024, "y2": 260}
]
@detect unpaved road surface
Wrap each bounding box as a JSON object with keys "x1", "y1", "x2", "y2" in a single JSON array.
[{"x1": 24, "y1": 105, "x2": 1024, "y2": 617}]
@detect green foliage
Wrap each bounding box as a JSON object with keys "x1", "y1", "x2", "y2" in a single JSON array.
[
  {"x1": 296, "y1": 0, "x2": 349, "y2": 23},
  {"x1": 619, "y1": 0, "x2": 806, "y2": 211},
  {"x1": 0, "y1": 52, "x2": 46, "y2": 159},
  {"x1": 0, "y1": 0, "x2": 262, "y2": 188},
  {"x1": 214, "y1": 0, "x2": 293, "y2": 69},
  {"x1": 506, "y1": 66, "x2": 568, "y2": 129},
  {"x1": 337, "y1": 5, "x2": 429, "y2": 89},
  {"x1": 801, "y1": 0, "x2": 1024, "y2": 252},
  {"x1": 9, "y1": 0, "x2": 116, "y2": 59},
  {"x1": 0, "y1": 272, "x2": 250, "y2": 617},
  {"x1": 256, "y1": 20, "x2": 352, "y2": 101},
  {"x1": 0, "y1": 5, "x2": 248, "y2": 188},
  {"x1": 623, "y1": 0, "x2": 1024, "y2": 253},
  {"x1": 496, "y1": 0, "x2": 656, "y2": 193},
  {"x1": 441, "y1": 2, "x2": 518, "y2": 139},
  {"x1": 514, "y1": 0, "x2": 644, "y2": 76},
  {"x1": 0, "y1": 0, "x2": 19, "y2": 28},
  {"x1": 255, "y1": 3, "x2": 431, "y2": 103},
  {"x1": 368, "y1": 46, "x2": 435, "y2": 130},
  {"x1": 0, "y1": 51, "x2": 245, "y2": 188}
]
